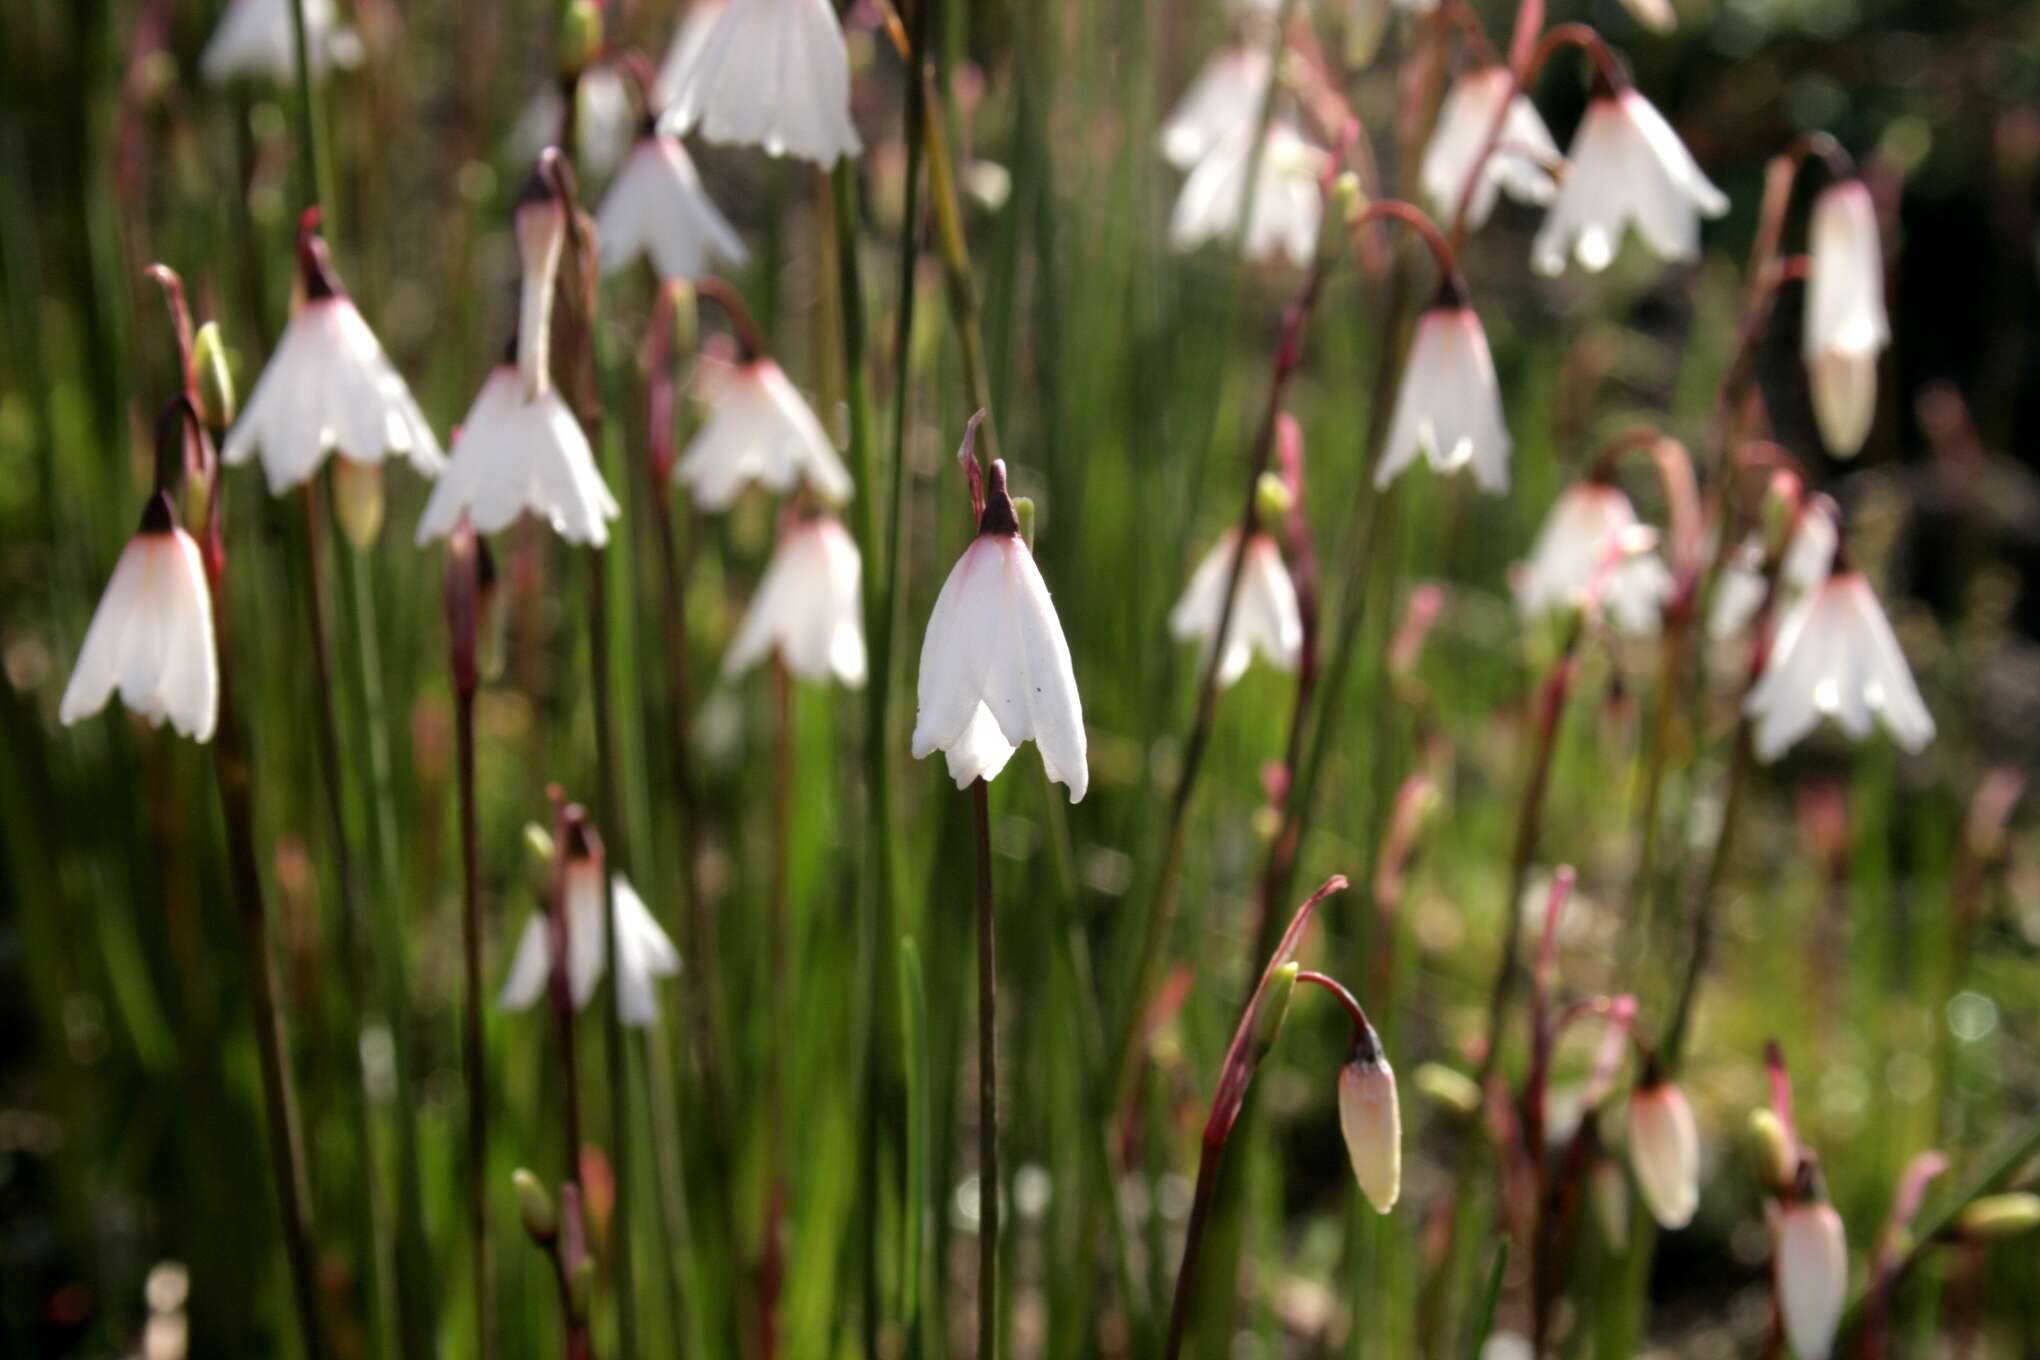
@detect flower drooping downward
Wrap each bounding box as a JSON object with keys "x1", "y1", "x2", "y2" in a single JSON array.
[
  {"x1": 661, "y1": 0, "x2": 862, "y2": 168},
  {"x1": 201, "y1": 0, "x2": 359, "y2": 86},
  {"x1": 1169, "y1": 121, "x2": 1329, "y2": 269},
  {"x1": 1743, "y1": 565, "x2": 1933, "y2": 762},
  {"x1": 501, "y1": 858, "x2": 680, "y2": 1029},
  {"x1": 1421, "y1": 66, "x2": 1561, "y2": 231},
  {"x1": 652, "y1": 0, "x2": 729, "y2": 112},
  {"x1": 1776, "y1": 1194, "x2": 1848, "y2": 1360},
  {"x1": 1158, "y1": 43, "x2": 1274, "y2": 170},
  {"x1": 1532, "y1": 86, "x2": 1727, "y2": 275},
  {"x1": 1375, "y1": 291, "x2": 1513, "y2": 493},
  {"x1": 722, "y1": 514, "x2": 867, "y2": 687},
  {"x1": 1169, "y1": 529, "x2": 1302, "y2": 688},
  {"x1": 1627, "y1": 1070, "x2": 1700, "y2": 1229},
  {"x1": 675, "y1": 354, "x2": 853, "y2": 511},
  {"x1": 596, "y1": 128, "x2": 748, "y2": 282},
  {"x1": 1337, "y1": 1024, "x2": 1402, "y2": 1214},
  {"x1": 1516, "y1": 481, "x2": 1673, "y2": 636},
  {"x1": 1803, "y1": 179, "x2": 1889, "y2": 458}
]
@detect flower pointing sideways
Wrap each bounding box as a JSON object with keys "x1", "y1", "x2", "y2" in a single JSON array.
[
  {"x1": 1532, "y1": 84, "x2": 1727, "y2": 275},
  {"x1": 1338, "y1": 1025, "x2": 1402, "y2": 1214},
  {"x1": 223, "y1": 210, "x2": 442, "y2": 496},
  {"x1": 1169, "y1": 120, "x2": 1329, "y2": 270},
  {"x1": 1169, "y1": 529, "x2": 1302, "y2": 688},
  {"x1": 675, "y1": 346, "x2": 852, "y2": 512},
  {"x1": 501, "y1": 870, "x2": 680, "y2": 1028},
  {"x1": 596, "y1": 126, "x2": 748, "y2": 282},
  {"x1": 418, "y1": 161, "x2": 620, "y2": 547},
  {"x1": 1375, "y1": 288, "x2": 1512, "y2": 492},
  {"x1": 722, "y1": 514, "x2": 866, "y2": 687},
  {"x1": 1776, "y1": 1193, "x2": 1848, "y2": 1360},
  {"x1": 1158, "y1": 43, "x2": 1274, "y2": 171},
  {"x1": 1627, "y1": 1068, "x2": 1700, "y2": 1230},
  {"x1": 1803, "y1": 178, "x2": 1889, "y2": 458},
  {"x1": 912, "y1": 416, "x2": 1087, "y2": 800},
  {"x1": 1516, "y1": 481, "x2": 1673, "y2": 636},
  {"x1": 1421, "y1": 66, "x2": 1561, "y2": 231},
  {"x1": 201, "y1": 0, "x2": 360, "y2": 86},
  {"x1": 1743, "y1": 560, "x2": 1933, "y2": 762},
  {"x1": 61, "y1": 490, "x2": 218, "y2": 744},
  {"x1": 661, "y1": 0, "x2": 862, "y2": 168}
]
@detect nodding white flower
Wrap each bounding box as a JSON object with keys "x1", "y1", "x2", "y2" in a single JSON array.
[
  {"x1": 722, "y1": 515, "x2": 867, "y2": 687},
  {"x1": 1420, "y1": 66, "x2": 1561, "y2": 230},
  {"x1": 500, "y1": 871, "x2": 681, "y2": 1028},
  {"x1": 1804, "y1": 180, "x2": 1888, "y2": 458},
  {"x1": 223, "y1": 220, "x2": 442, "y2": 495},
  {"x1": 1776, "y1": 1202, "x2": 1848, "y2": 1360},
  {"x1": 1159, "y1": 44, "x2": 1274, "y2": 170},
  {"x1": 1375, "y1": 299, "x2": 1512, "y2": 492},
  {"x1": 1338, "y1": 1049, "x2": 1402, "y2": 1214},
  {"x1": 1744, "y1": 570, "x2": 1934, "y2": 762},
  {"x1": 417, "y1": 171, "x2": 620, "y2": 547},
  {"x1": 513, "y1": 66, "x2": 635, "y2": 181},
  {"x1": 1617, "y1": 0, "x2": 1678, "y2": 33},
  {"x1": 1707, "y1": 510, "x2": 1838, "y2": 641},
  {"x1": 60, "y1": 493, "x2": 219, "y2": 744},
  {"x1": 1532, "y1": 87, "x2": 1727, "y2": 276},
  {"x1": 1516, "y1": 482, "x2": 1674, "y2": 636},
  {"x1": 201, "y1": 0, "x2": 360, "y2": 86},
  {"x1": 912, "y1": 458, "x2": 1087, "y2": 801},
  {"x1": 653, "y1": 0, "x2": 729, "y2": 111},
  {"x1": 1627, "y1": 1077, "x2": 1700, "y2": 1230},
  {"x1": 661, "y1": 0, "x2": 862, "y2": 168},
  {"x1": 596, "y1": 132, "x2": 749, "y2": 281},
  {"x1": 1169, "y1": 529, "x2": 1302, "y2": 687},
  {"x1": 675, "y1": 359, "x2": 853, "y2": 511},
  {"x1": 1169, "y1": 121, "x2": 1329, "y2": 269}
]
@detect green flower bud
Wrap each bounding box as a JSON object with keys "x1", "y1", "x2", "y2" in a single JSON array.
[
  {"x1": 558, "y1": 0, "x2": 604, "y2": 78},
  {"x1": 1012, "y1": 497, "x2": 1036, "y2": 552},
  {"x1": 1255, "y1": 472, "x2": 1294, "y2": 531},
  {"x1": 512, "y1": 1168, "x2": 558, "y2": 1243},
  {"x1": 1251, "y1": 961, "x2": 1299, "y2": 1056},
  {"x1": 191, "y1": 321, "x2": 236, "y2": 431},
  {"x1": 1746, "y1": 1108, "x2": 1797, "y2": 1193},
  {"x1": 1413, "y1": 1062, "x2": 1481, "y2": 1116},
  {"x1": 1956, "y1": 1193, "x2": 2040, "y2": 1241}
]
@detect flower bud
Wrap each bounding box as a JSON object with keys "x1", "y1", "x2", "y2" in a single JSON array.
[
  {"x1": 1775, "y1": 1201, "x2": 1847, "y2": 1360},
  {"x1": 191, "y1": 321, "x2": 236, "y2": 431},
  {"x1": 1591, "y1": 1157, "x2": 1631, "y2": 1254},
  {"x1": 1955, "y1": 1192, "x2": 2040, "y2": 1241},
  {"x1": 1746, "y1": 1107, "x2": 1797, "y2": 1193},
  {"x1": 1338, "y1": 1041, "x2": 1402, "y2": 1214},
  {"x1": 1011, "y1": 496, "x2": 1036, "y2": 552},
  {"x1": 558, "y1": 0, "x2": 604, "y2": 78},
  {"x1": 1627, "y1": 1077, "x2": 1700, "y2": 1230},
  {"x1": 1251, "y1": 961, "x2": 1299, "y2": 1056},
  {"x1": 1254, "y1": 471, "x2": 1295, "y2": 531},
  {"x1": 1413, "y1": 1062, "x2": 1481, "y2": 1116},
  {"x1": 512, "y1": 1168, "x2": 558, "y2": 1243},
  {"x1": 332, "y1": 457, "x2": 385, "y2": 551}
]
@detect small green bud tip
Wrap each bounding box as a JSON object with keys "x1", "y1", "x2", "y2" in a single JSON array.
[
  {"x1": 512, "y1": 1169, "x2": 558, "y2": 1242},
  {"x1": 1412, "y1": 1062, "x2": 1481, "y2": 1116},
  {"x1": 1761, "y1": 472, "x2": 1802, "y2": 556},
  {"x1": 559, "y1": 0, "x2": 604, "y2": 77},
  {"x1": 1746, "y1": 1108, "x2": 1797, "y2": 1192},
  {"x1": 1011, "y1": 496, "x2": 1036, "y2": 550},
  {"x1": 1254, "y1": 472, "x2": 1294, "y2": 530},
  {"x1": 1251, "y1": 962, "x2": 1300, "y2": 1054},
  {"x1": 1957, "y1": 1193, "x2": 2040, "y2": 1241},
  {"x1": 1334, "y1": 172, "x2": 1367, "y2": 225},
  {"x1": 525, "y1": 822, "x2": 556, "y2": 865},
  {"x1": 191, "y1": 322, "x2": 235, "y2": 431},
  {"x1": 568, "y1": 1255, "x2": 597, "y2": 1319}
]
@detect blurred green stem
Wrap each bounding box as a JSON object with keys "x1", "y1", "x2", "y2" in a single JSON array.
[
  {"x1": 448, "y1": 525, "x2": 493, "y2": 1360},
  {"x1": 972, "y1": 777, "x2": 1001, "y2": 1360}
]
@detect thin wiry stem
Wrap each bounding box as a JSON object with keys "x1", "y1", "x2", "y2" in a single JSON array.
[
  {"x1": 972, "y1": 777, "x2": 1001, "y2": 1360},
  {"x1": 447, "y1": 522, "x2": 492, "y2": 1360}
]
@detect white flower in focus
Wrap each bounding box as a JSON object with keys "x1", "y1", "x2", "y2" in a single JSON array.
[
  {"x1": 1803, "y1": 180, "x2": 1889, "y2": 458},
  {"x1": 1776, "y1": 1202, "x2": 1848, "y2": 1360},
  {"x1": 1627, "y1": 1078, "x2": 1700, "y2": 1229},
  {"x1": 1421, "y1": 66, "x2": 1560, "y2": 230},
  {"x1": 596, "y1": 134, "x2": 749, "y2": 281},
  {"x1": 223, "y1": 223, "x2": 442, "y2": 495},
  {"x1": 513, "y1": 66, "x2": 636, "y2": 181},
  {"x1": 500, "y1": 870, "x2": 680, "y2": 1027},
  {"x1": 722, "y1": 515, "x2": 867, "y2": 687},
  {"x1": 676, "y1": 359, "x2": 853, "y2": 511},
  {"x1": 1532, "y1": 87, "x2": 1727, "y2": 276},
  {"x1": 60, "y1": 494, "x2": 219, "y2": 744},
  {"x1": 1618, "y1": 0, "x2": 1678, "y2": 33},
  {"x1": 1338, "y1": 1052, "x2": 1402, "y2": 1213},
  {"x1": 1376, "y1": 302, "x2": 1512, "y2": 492},
  {"x1": 1516, "y1": 482, "x2": 1673, "y2": 636},
  {"x1": 661, "y1": 0, "x2": 862, "y2": 167},
  {"x1": 1744, "y1": 571, "x2": 1934, "y2": 762},
  {"x1": 912, "y1": 458, "x2": 1087, "y2": 801},
  {"x1": 201, "y1": 0, "x2": 360, "y2": 86},
  {"x1": 1169, "y1": 529, "x2": 1302, "y2": 688},
  {"x1": 653, "y1": 0, "x2": 729, "y2": 111},
  {"x1": 1158, "y1": 45, "x2": 1274, "y2": 170},
  {"x1": 1707, "y1": 510, "x2": 1838, "y2": 641},
  {"x1": 1169, "y1": 121, "x2": 1329, "y2": 269}
]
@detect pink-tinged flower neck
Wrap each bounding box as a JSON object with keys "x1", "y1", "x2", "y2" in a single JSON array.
[{"x1": 297, "y1": 207, "x2": 344, "y2": 301}]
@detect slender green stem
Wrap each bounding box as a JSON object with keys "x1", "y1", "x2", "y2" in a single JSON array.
[
  {"x1": 1660, "y1": 727, "x2": 1754, "y2": 1065},
  {"x1": 448, "y1": 527, "x2": 492, "y2": 1360},
  {"x1": 972, "y1": 778, "x2": 1000, "y2": 1360}
]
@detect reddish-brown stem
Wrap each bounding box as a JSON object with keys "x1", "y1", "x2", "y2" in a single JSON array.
[
  {"x1": 693, "y1": 275, "x2": 769, "y2": 362},
  {"x1": 447, "y1": 520, "x2": 492, "y2": 1360},
  {"x1": 1349, "y1": 199, "x2": 1467, "y2": 302},
  {"x1": 1294, "y1": 970, "x2": 1376, "y2": 1048}
]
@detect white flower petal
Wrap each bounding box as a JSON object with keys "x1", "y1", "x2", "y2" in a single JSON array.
[
  {"x1": 1533, "y1": 91, "x2": 1723, "y2": 276},
  {"x1": 676, "y1": 361, "x2": 852, "y2": 511},
  {"x1": 1628, "y1": 1082, "x2": 1700, "y2": 1230},
  {"x1": 60, "y1": 521, "x2": 219, "y2": 743},
  {"x1": 723, "y1": 517, "x2": 866, "y2": 687},
  {"x1": 597, "y1": 136, "x2": 749, "y2": 281},
  {"x1": 1421, "y1": 68, "x2": 1559, "y2": 230},
  {"x1": 1379, "y1": 306, "x2": 1511, "y2": 492},
  {"x1": 1170, "y1": 121, "x2": 1327, "y2": 269},
  {"x1": 1159, "y1": 45, "x2": 1273, "y2": 170},
  {"x1": 416, "y1": 375, "x2": 617, "y2": 547},
  {"x1": 612, "y1": 874, "x2": 680, "y2": 1028},
  {"x1": 662, "y1": 0, "x2": 861, "y2": 168},
  {"x1": 1777, "y1": 1204, "x2": 1847, "y2": 1360},
  {"x1": 498, "y1": 912, "x2": 554, "y2": 1012}
]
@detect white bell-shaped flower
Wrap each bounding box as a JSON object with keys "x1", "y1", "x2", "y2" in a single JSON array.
[
  {"x1": 1775, "y1": 1202, "x2": 1848, "y2": 1360},
  {"x1": 1626, "y1": 1077, "x2": 1700, "y2": 1230},
  {"x1": 201, "y1": 0, "x2": 359, "y2": 86},
  {"x1": 1707, "y1": 510, "x2": 1838, "y2": 641},
  {"x1": 1420, "y1": 66, "x2": 1561, "y2": 230},
  {"x1": 911, "y1": 459, "x2": 1087, "y2": 801},
  {"x1": 1803, "y1": 180, "x2": 1888, "y2": 458},
  {"x1": 1159, "y1": 44, "x2": 1274, "y2": 170},
  {"x1": 1375, "y1": 300, "x2": 1512, "y2": 492},
  {"x1": 675, "y1": 358, "x2": 853, "y2": 511},
  {"x1": 661, "y1": 0, "x2": 862, "y2": 168},
  {"x1": 1617, "y1": 0, "x2": 1678, "y2": 33},
  {"x1": 1532, "y1": 87, "x2": 1727, "y2": 276},
  {"x1": 1168, "y1": 529, "x2": 1302, "y2": 688},
  {"x1": 223, "y1": 221, "x2": 442, "y2": 495},
  {"x1": 500, "y1": 869, "x2": 680, "y2": 1028},
  {"x1": 1744, "y1": 570, "x2": 1934, "y2": 762},
  {"x1": 596, "y1": 131, "x2": 749, "y2": 281},
  {"x1": 60, "y1": 493, "x2": 219, "y2": 744},
  {"x1": 653, "y1": 0, "x2": 728, "y2": 111},
  {"x1": 1338, "y1": 1051, "x2": 1402, "y2": 1214},
  {"x1": 512, "y1": 66, "x2": 636, "y2": 181},
  {"x1": 1169, "y1": 120, "x2": 1329, "y2": 269},
  {"x1": 722, "y1": 515, "x2": 867, "y2": 687},
  {"x1": 1516, "y1": 482, "x2": 1673, "y2": 636}
]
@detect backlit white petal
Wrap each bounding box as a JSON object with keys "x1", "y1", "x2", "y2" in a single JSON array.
[
  {"x1": 676, "y1": 360, "x2": 853, "y2": 511},
  {"x1": 1745, "y1": 573, "x2": 1932, "y2": 761},
  {"x1": 653, "y1": 0, "x2": 729, "y2": 111},
  {"x1": 201, "y1": 0, "x2": 354, "y2": 86},
  {"x1": 723, "y1": 517, "x2": 867, "y2": 687},
  {"x1": 1776, "y1": 1204, "x2": 1847, "y2": 1360},
  {"x1": 1533, "y1": 91, "x2": 1724, "y2": 276},
  {"x1": 1169, "y1": 531, "x2": 1301, "y2": 688},
  {"x1": 417, "y1": 373, "x2": 619, "y2": 547},
  {"x1": 1338, "y1": 1058, "x2": 1402, "y2": 1214},
  {"x1": 1517, "y1": 483, "x2": 1666, "y2": 635},
  {"x1": 942, "y1": 703, "x2": 1020, "y2": 789},
  {"x1": 1618, "y1": 0, "x2": 1678, "y2": 33},
  {"x1": 60, "y1": 524, "x2": 219, "y2": 743},
  {"x1": 564, "y1": 863, "x2": 607, "y2": 1009},
  {"x1": 1378, "y1": 306, "x2": 1511, "y2": 492},
  {"x1": 1159, "y1": 45, "x2": 1274, "y2": 170},
  {"x1": 662, "y1": 0, "x2": 862, "y2": 167},
  {"x1": 597, "y1": 136, "x2": 749, "y2": 281},
  {"x1": 1170, "y1": 122, "x2": 1328, "y2": 269},
  {"x1": 612, "y1": 875, "x2": 680, "y2": 1028},
  {"x1": 498, "y1": 912, "x2": 554, "y2": 1012},
  {"x1": 1627, "y1": 1082, "x2": 1700, "y2": 1229},
  {"x1": 1421, "y1": 67, "x2": 1560, "y2": 230}
]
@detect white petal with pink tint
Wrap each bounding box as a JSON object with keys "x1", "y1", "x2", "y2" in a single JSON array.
[
  {"x1": 1708, "y1": 511, "x2": 1838, "y2": 641},
  {"x1": 653, "y1": 0, "x2": 729, "y2": 111},
  {"x1": 416, "y1": 369, "x2": 620, "y2": 547},
  {"x1": 1169, "y1": 530, "x2": 1302, "y2": 688},
  {"x1": 1421, "y1": 67, "x2": 1560, "y2": 230},
  {"x1": 1744, "y1": 572, "x2": 1934, "y2": 761},
  {"x1": 500, "y1": 871, "x2": 677, "y2": 1027},
  {"x1": 662, "y1": 0, "x2": 862, "y2": 167},
  {"x1": 1618, "y1": 0, "x2": 1678, "y2": 33},
  {"x1": 723, "y1": 516, "x2": 867, "y2": 687},
  {"x1": 1159, "y1": 45, "x2": 1274, "y2": 170},
  {"x1": 1517, "y1": 483, "x2": 1672, "y2": 636},
  {"x1": 1627, "y1": 1081, "x2": 1700, "y2": 1229},
  {"x1": 611, "y1": 876, "x2": 682, "y2": 1028},
  {"x1": 201, "y1": 0, "x2": 357, "y2": 86},
  {"x1": 1338, "y1": 1057, "x2": 1402, "y2": 1213},
  {"x1": 1803, "y1": 181, "x2": 1888, "y2": 457},
  {"x1": 1377, "y1": 305, "x2": 1512, "y2": 492},
  {"x1": 1169, "y1": 121, "x2": 1328, "y2": 270},
  {"x1": 60, "y1": 517, "x2": 218, "y2": 744},
  {"x1": 676, "y1": 360, "x2": 853, "y2": 511},
  {"x1": 1776, "y1": 1203, "x2": 1847, "y2": 1360},
  {"x1": 1532, "y1": 90, "x2": 1726, "y2": 276},
  {"x1": 597, "y1": 135, "x2": 749, "y2": 281}
]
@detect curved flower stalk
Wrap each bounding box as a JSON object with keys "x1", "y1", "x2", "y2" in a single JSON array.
[
  {"x1": 722, "y1": 513, "x2": 867, "y2": 687},
  {"x1": 911, "y1": 415, "x2": 1087, "y2": 801},
  {"x1": 1375, "y1": 290, "x2": 1512, "y2": 492},
  {"x1": 652, "y1": 0, "x2": 729, "y2": 111},
  {"x1": 675, "y1": 353, "x2": 853, "y2": 510},
  {"x1": 1169, "y1": 120, "x2": 1330, "y2": 269},
  {"x1": 223, "y1": 211, "x2": 442, "y2": 495},
  {"x1": 1421, "y1": 66, "x2": 1560, "y2": 231},
  {"x1": 1744, "y1": 562, "x2": 1934, "y2": 762},
  {"x1": 1158, "y1": 43, "x2": 1275, "y2": 170},
  {"x1": 596, "y1": 128, "x2": 749, "y2": 282},
  {"x1": 1516, "y1": 481, "x2": 1673, "y2": 636},
  {"x1": 1169, "y1": 528, "x2": 1302, "y2": 688},
  {"x1": 661, "y1": 0, "x2": 862, "y2": 167},
  {"x1": 1803, "y1": 178, "x2": 1889, "y2": 457},
  {"x1": 502, "y1": 870, "x2": 679, "y2": 1029},
  {"x1": 1531, "y1": 85, "x2": 1727, "y2": 275},
  {"x1": 201, "y1": 0, "x2": 359, "y2": 86}
]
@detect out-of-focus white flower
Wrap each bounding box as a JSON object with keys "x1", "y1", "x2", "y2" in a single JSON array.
[
  {"x1": 1532, "y1": 87, "x2": 1727, "y2": 275},
  {"x1": 722, "y1": 515, "x2": 867, "y2": 686},
  {"x1": 1159, "y1": 44, "x2": 1274, "y2": 170},
  {"x1": 1338, "y1": 1051, "x2": 1402, "y2": 1213},
  {"x1": 661, "y1": 0, "x2": 862, "y2": 167},
  {"x1": 912, "y1": 458, "x2": 1087, "y2": 800},
  {"x1": 1169, "y1": 529, "x2": 1302, "y2": 688},
  {"x1": 596, "y1": 133, "x2": 748, "y2": 280},
  {"x1": 1376, "y1": 302, "x2": 1512, "y2": 492},
  {"x1": 1744, "y1": 571, "x2": 1934, "y2": 762},
  {"x1": 1169, "y1": 121, "x2": 1329, "y2": 269},
  {"x1": 513, "y1": 65, "x2": 636, "y2": 181},
  {"x1": 1627, "y1": 1078, "x2": 1700, "y2": 1229},
  {"x1": 500, "y1": 870, "x2": 680, "y2": 1027},
  {"x1": 1707, "y1": 510, "x2": 1838, "y2": 641},
  {"x1": 1516, "y1": 482, "x2": 1673, "y2": 636},
  {"x1": 653, "y1": 0, "x2": 728, "y2": 111},
  {"x1": 201, "y1": 0, "x2": 361, "y2": 86},
  {"x1": 60, "y1": 493, "x2": 218, "y2": 744},
  {"x1": 1618, "y1": 0, "x2": 1678, "y2": 33},
  {"x1": 1776, "y1": 1201, "x2": 1847, "y2": 1360},
  {"x1": 223, "y1": 221, "x2": 442, "y2": 495},
  {"x1": 1421, "y1": 66, "x2": 1561, "y2": 230},
  {"x1": 1803, "y1": 180, "x2": 1888, "y2": 458},
  {"x1": 675, "y1": 359, "x2": 852, "y2": 511}
]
